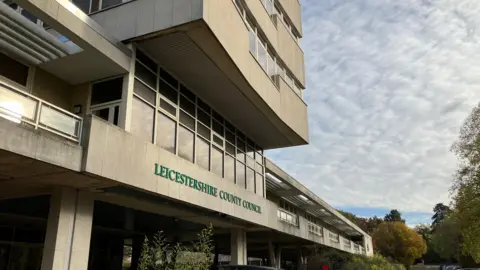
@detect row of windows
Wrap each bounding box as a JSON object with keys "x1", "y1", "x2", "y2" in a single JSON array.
[
  {"x1": 258, "y1": 0, "x2": 300, "y2": 42},
  {"x1": 72, "y1": 0, "x2": 123, "y2": 14},
  {"x1": 131, "y1": 50, "x2": 265, "y2": 197},
  {"x1": 308, "y1": 222, "x2": 323, "y2": 237},
  {"x1": 277, "y1": 208, "x2": 298, "y2": 226},
  {"x1": 329, "y1": 232, "x2": 340, "y2": 243},
  {"x1": 234, "y1": 0, "x2": 302, "y2": 98},
  {"x1": 279, "y1": 200, "x2": 297, "y2": 214}
]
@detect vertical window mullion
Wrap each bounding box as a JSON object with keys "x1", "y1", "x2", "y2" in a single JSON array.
[
  {"x1": 193, "y1": 96, "x2": 197, "y2": 164},
  {"x1": 152, "y1": 66, "x2": 160, "y2": 145}
]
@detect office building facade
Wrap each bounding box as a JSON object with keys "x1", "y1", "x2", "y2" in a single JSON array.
[{"x1": 0, "y1": 0, "x2": 373, "y2": 268}]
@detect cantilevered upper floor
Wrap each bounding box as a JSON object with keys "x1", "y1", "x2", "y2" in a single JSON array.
[{"x1": 86, "y1": 0, "x2": 308, "y2": 149}]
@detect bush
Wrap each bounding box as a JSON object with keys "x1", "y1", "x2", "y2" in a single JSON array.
[
  {"x1": 138, "y1": 224, "x2": 214, "y2": 270},
  {"x1": 343, "y1": 254, "x2": 405, "y2": 270}
]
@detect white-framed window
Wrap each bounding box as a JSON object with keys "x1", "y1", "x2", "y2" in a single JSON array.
[
  {"x1": 71, "y1": 0, "x2": 125, "y2": 14},
  {"x1": 132, "y1": 49, "x2": 266, "y2": 196}
]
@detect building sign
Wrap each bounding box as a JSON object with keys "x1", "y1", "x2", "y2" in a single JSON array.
[{"x1": 154, "y1": 164, "x2": 262, "y2": 214}]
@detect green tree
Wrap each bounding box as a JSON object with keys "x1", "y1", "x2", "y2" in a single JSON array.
[
  {"x1": 432, "y1": 203, "x2": 451, "y2": 230},
  {"x1": 373, "y1": 222, "x2": 426, "y2": 267},
  {"x1": 430, "y1": 215, "x2": 461, "y2": 262},
  {"x1": 384, "y1": 210, "x2": 405, "y2": 223},
  {"x1": 451, "y1": 103, "x2": 480, "y2": 263}
]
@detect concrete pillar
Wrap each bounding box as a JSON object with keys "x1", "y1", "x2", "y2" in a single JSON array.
[
  {"x1": 119, "y1": 44, "x2": 135, "y2": 132},
  {"x1": 230, "y1": 229, "x2": 247, "y2": 265},
  {"x1": 275, "y1": 246, "x2": 282, "y2": 269},
  {"x1": 41, "y1": 188, "x2": 94, "y2": 270}
]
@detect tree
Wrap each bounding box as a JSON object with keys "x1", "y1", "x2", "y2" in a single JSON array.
[
  {"x1": 373, "y1": 222, "x2": 427, "y2": 267},
  {"x1": 432, "y1": 203, "x2": 451, "y2": 230},
  {"x1": 451, "y1": 103, "x2": 480, "y2": 263},
  {"x1": 338, "y1": 210, "x2": 383, "y2": 235},
  {"x1": 430, "y1": 215, "x2": 461, "y2": 262},
  {"x1": 384, "y1": 209, "x2": 405, "y2": 223}
]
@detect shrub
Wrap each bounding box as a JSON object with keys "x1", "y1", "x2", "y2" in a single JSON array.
[{"x1": 343, "y1": 254, "x2": 406, "y2": 270}]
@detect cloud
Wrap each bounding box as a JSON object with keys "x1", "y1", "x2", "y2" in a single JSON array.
[{"x1": 267, "y1": 0, "x2": 480, "y2": 213}]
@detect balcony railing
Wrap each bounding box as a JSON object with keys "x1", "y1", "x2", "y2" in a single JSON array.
[
  {"x1": 0, "y1": 82, "x2": 82, "y2": 143},
  {"x1": 353, "y1": 244, "x2": 360, "y2": 253},
  {"x1": 307, "y1": 222, "x2": 323, "y2": 237},
  {"x1": 343, "y1": 238, "x2": 352, "y2": 250},
  {"x1": 277, "y1": 208, "x2": 298, "y2": 226}
]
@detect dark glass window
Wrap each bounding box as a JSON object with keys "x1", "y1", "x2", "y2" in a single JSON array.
[
  {"x1": 159, "y1": 80, "x2": 178, "y2": 104},
  {"x1": 91, "y1": 77, "x2": 123, "y2": 105},
  {"x1": 0, "y1": 52, "x2": 28, "y2": 86},
  {"x1": 133, "y1": 79, "x2": 156, "y2": 105},
  {"x1": 135, "y1": 62, "x2": 156, "y2": 89},
  {"x1": 136, "y1": 50, "x2": 157, "y2": 72},
  {"x1": 160, "y1": 68, "x2": 178, "y2": 88},
  {"x1": 180, "y1": 85, "x2": 195, "y2": 101},
  {"x1": 180, "y1": 95, "x2": 195, "y2": 116}
]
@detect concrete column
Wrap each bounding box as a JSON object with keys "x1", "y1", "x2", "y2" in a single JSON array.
[
  {"x1": 275, "y1": 247, "x2": 282, "y2": 269},
  {"x1": 41, "y1": 188, "x2": 94, "y2": 270},
  {"x1": 119, "y1": 44, "x2": 135, "y2": 132},
  {"x1": 230, "y1": 229, "x2": 247, "y2": 265}
]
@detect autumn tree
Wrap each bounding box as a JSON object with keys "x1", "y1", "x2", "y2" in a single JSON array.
[
  {"x1": 373, "y1": 222, "x2": 426, "y2": 267},
  {"x1": 451, "y1": 103, "x2": 480, "y2": 263},
  {"x1": 384, "y1": 209, "x2": 405, "y2": 223}
]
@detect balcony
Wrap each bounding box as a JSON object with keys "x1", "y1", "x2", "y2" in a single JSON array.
[
  {"x1": 0, "y1": 81, "x2": 82, "y2": 143},
  {"x1": 307, "y1": 222, "x2": 323, "y2": 237},
  {"x1": 343, "y1": 238, "x2": 352, "y2": 250},
  {"x1": 277, "y1": 207, "x2": 298, "y2": 226}
]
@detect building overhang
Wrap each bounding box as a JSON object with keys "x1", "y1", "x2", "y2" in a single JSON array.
[
  {"x1": 265, "y1": 158, "x2": 368, "y2": 238},
  {"x1": 131, "y1": 21, "x2": 306, "y2": 149},
  {"x1": 5, "y1": 0, "x2": 132, "y2": 84}
]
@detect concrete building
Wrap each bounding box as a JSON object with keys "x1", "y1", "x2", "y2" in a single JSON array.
[{"x1": 0, "y1": 0, "x2": 373, "y2": 268}]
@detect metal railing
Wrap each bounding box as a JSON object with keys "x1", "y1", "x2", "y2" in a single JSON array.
[
  {"x1": 307, "y1": 222, "x2": 323, "y2": 236},
  {"x1": 0, "y1": 82, "x2": 82, "y2": 143}
]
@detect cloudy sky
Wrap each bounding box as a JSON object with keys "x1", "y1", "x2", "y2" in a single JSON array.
[{"x1": 267, "y1": 0, "x2": 480, "y2": 226}]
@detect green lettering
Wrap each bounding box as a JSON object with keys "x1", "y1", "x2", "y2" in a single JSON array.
[
  {"x1": 154, "y1": 164, "x2": 160, "y2": 176},
  {"x1": 211, "y1": 187, "x2": 218, "y2": 197},
  {"x1": 168, "y1": 169, "x2": 176, "y2": 181},
  {"x1": 202, "y1": 183, "x2": 208, "y2": 194},
  {"x1": 160, "y1": 166, "x2": 167, "y2": 178},
  {"x1": 189, "y1": 178, "x2": 195, "y2": 188},
  {"x1": 175, "y1": 172, "x2": 181, "y2": 183},
  {"x1": 180, "y1": 174, "x2": 187, "y2": 185}
]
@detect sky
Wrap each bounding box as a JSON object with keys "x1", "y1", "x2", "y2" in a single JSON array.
[{"x1": 267, "y1": 0, "x2": 480, "y2": 227}]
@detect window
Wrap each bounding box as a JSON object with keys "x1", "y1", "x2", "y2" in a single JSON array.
[
  {"x1": 225, "y1": 155, "x2": 235, "y2": 183},
  {"x1": 0, "y1": 52, "x2": 28, "y2": 86},
  {"x1": 196, "y1": 136, "x2": 210, "y2": 170},
  {"x1": 133, "y1": 49, "x2": 265, "y2": 193},
  {"x1": 178, "y1": 125, "x2": 194, "y2": 162},
  {"x1": 212, "y1": 147, "x2": 223, "y2": 177},
  {"x1": 246, "y1": 168, "x2": 255, "y2": 193},
  {"x1": 257, "y1": 38, "x2": 267, "y2": 71},
  {"x1": 236, "y1": 161, "x2": 246, "y2": 188},
  {"x1": 91, "y1": 77, "x2": 123, "y2": 105},
  {"x1": 156, "y1": 112, "x2": 176, "y2": 154},
  {"x1": 255, "y1": 173, "x2": 264, "y2": 196},
  {"x1": 131, "y1": 97, "x2": 154, "y2": 143},
  {"x1": 101, "y1": 0, "x2": 122, "y2": 10},
  {"x1": 134, "y1": 80, "x2": 156, "y2": 105},
  {"x1": 265, "y1": 0, "x2": 274, "y2": 15}
]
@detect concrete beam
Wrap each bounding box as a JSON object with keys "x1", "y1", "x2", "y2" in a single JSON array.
[{"x1": 274, "y1": 189, "x2": 303, "y2": 197}]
